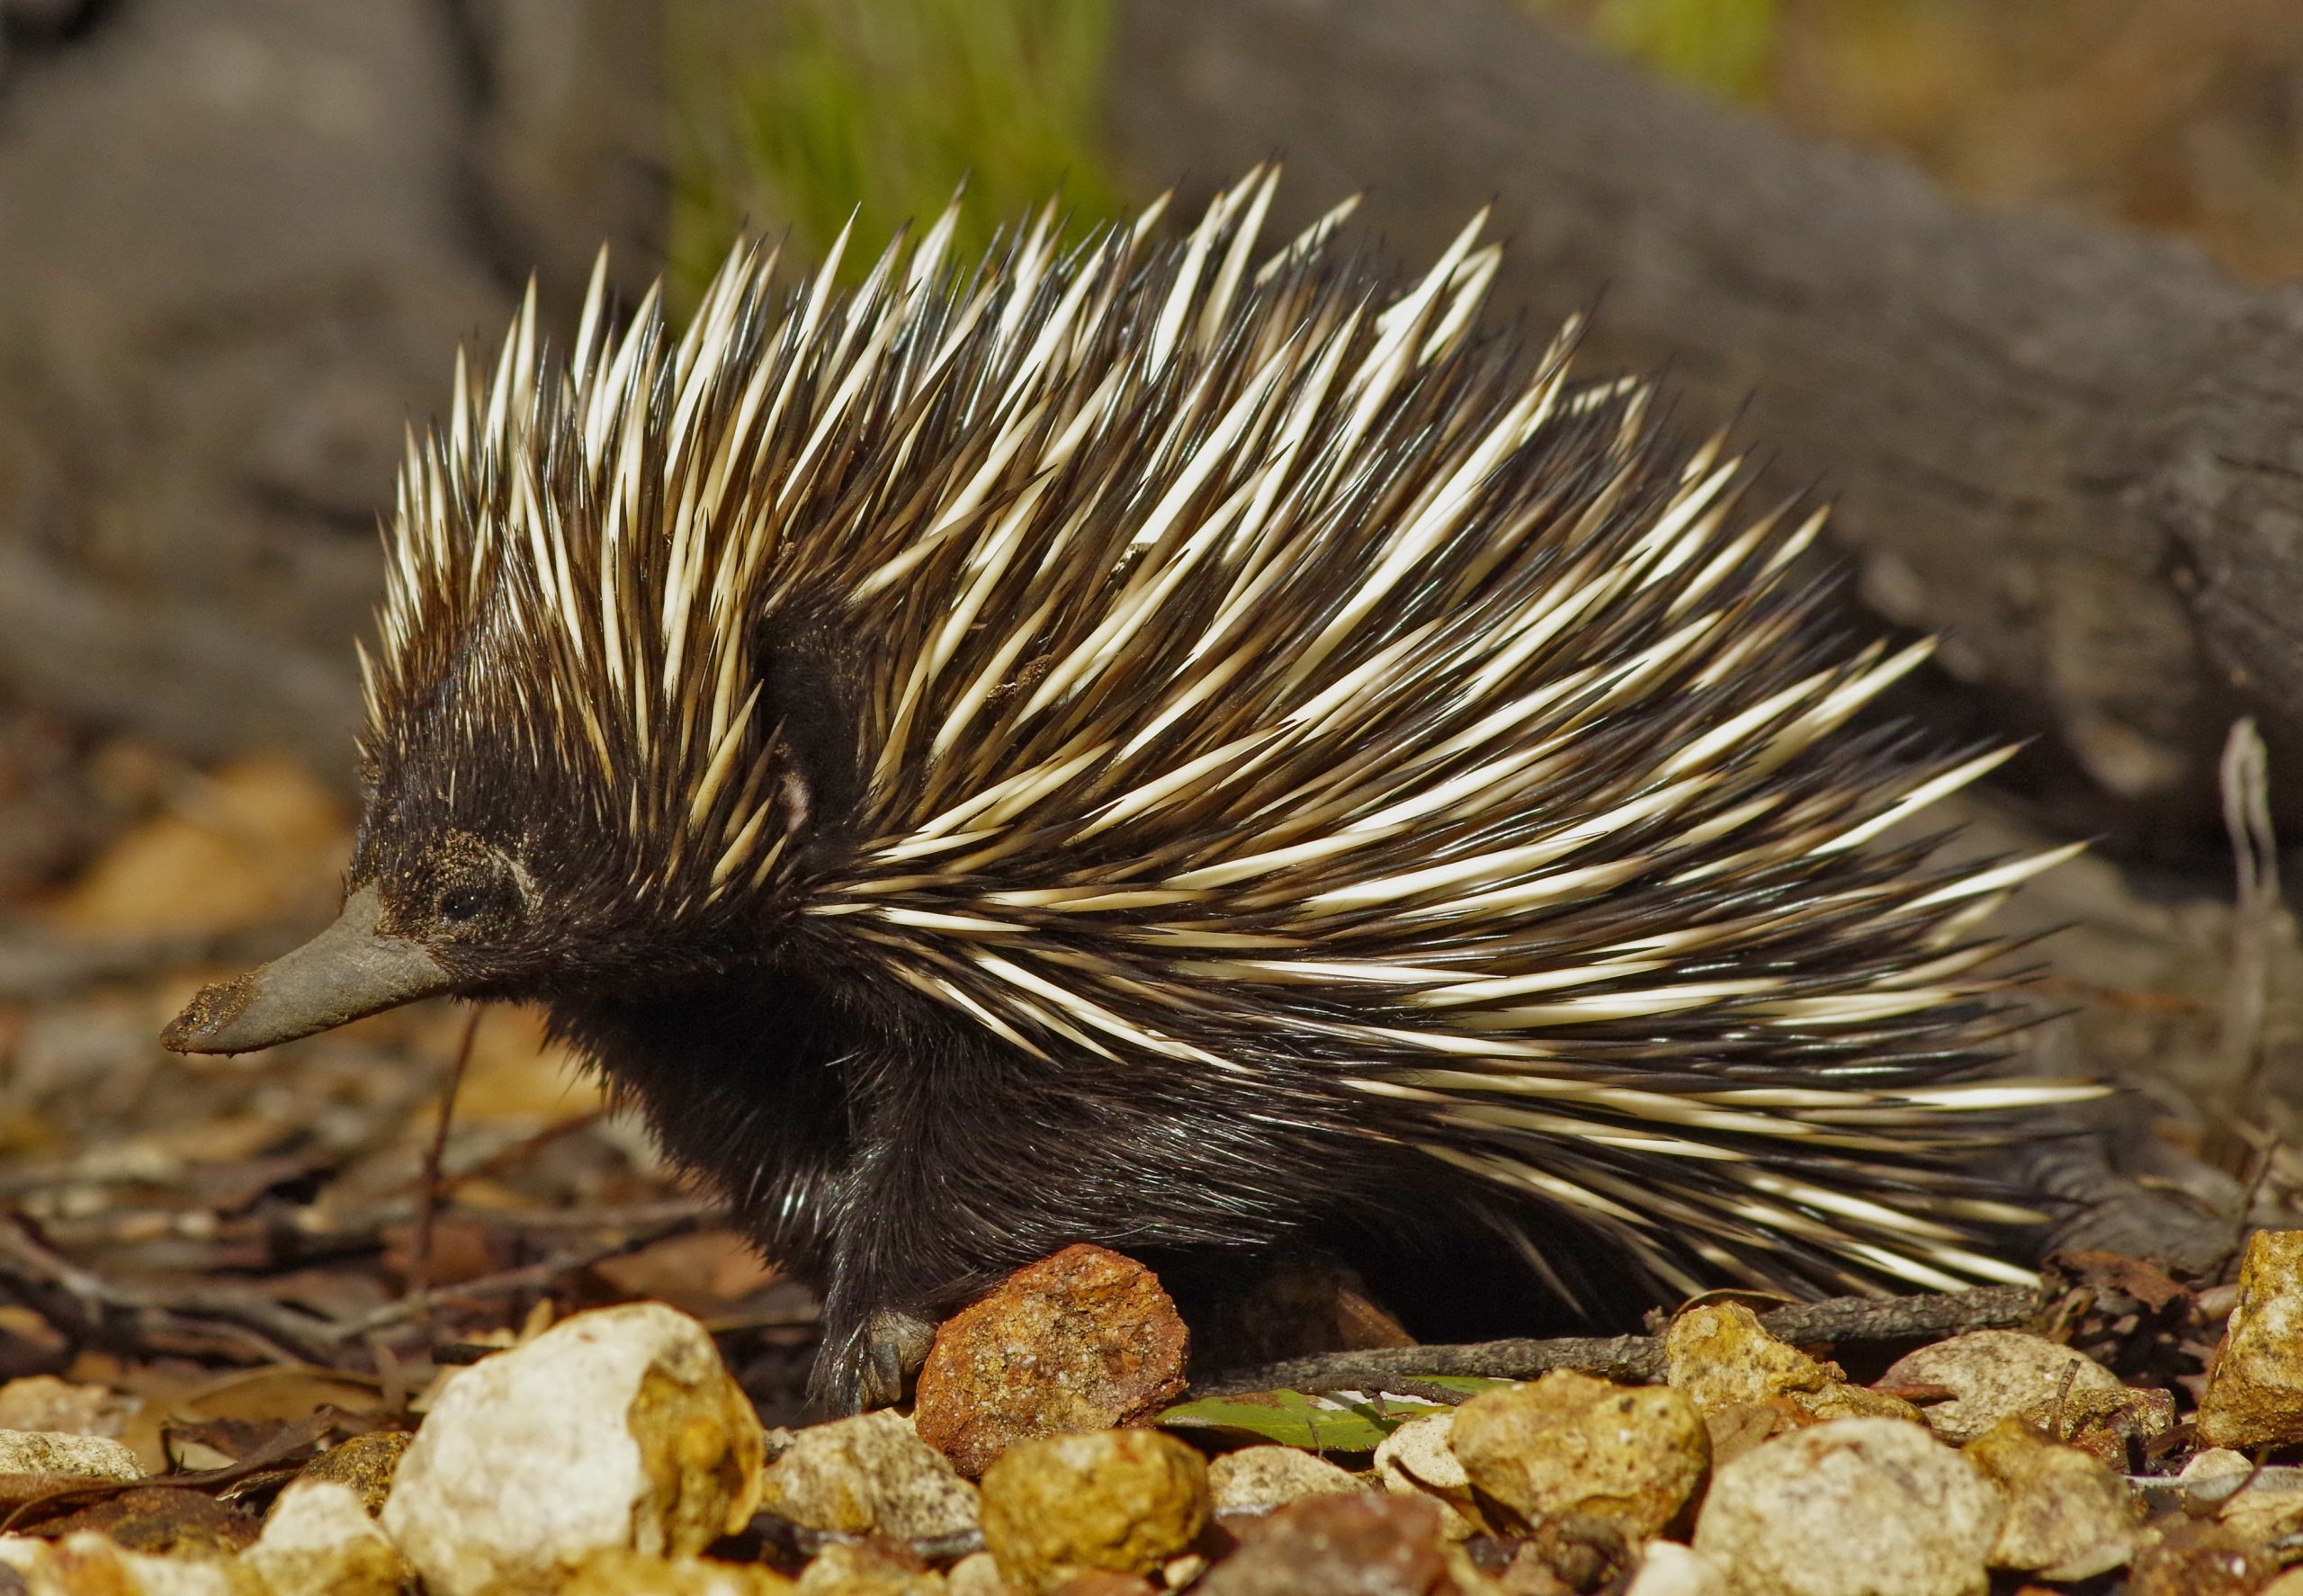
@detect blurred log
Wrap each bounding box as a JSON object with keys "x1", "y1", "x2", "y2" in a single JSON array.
[
  {"x1": 1105, "y1": 0, "x2": 2303, "y2": 856},
  {"x1": 0, "y1": 0, "x2": 662, "y2": 783}
]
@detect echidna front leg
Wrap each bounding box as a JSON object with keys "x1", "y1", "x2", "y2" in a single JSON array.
[{"x1": 802, "y1": 1018, "x2": 1358, "y2": 1415}]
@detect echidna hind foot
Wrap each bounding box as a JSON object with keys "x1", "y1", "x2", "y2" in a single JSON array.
[{"x1": 163, "y1": 168, "x2": 2101, "y2": 1414}]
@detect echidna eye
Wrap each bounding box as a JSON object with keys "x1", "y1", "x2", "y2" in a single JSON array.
[{"x1": 437, "y1": 886, "x2": 490, "y2": 923}]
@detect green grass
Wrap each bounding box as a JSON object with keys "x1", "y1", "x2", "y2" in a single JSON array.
[
  {"x1": 1547, "y1": 0, "x2": 1781, "y2": 100},
  {"x1": 667, "y1": 0, "x2": 1126, "y2": 300}
]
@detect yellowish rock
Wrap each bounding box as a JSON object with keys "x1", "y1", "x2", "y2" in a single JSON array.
[
  {"x1": 978, "y1": 1430, "x2": 1208, "y2": 1595},
  {"x1": 0, "y1": 1428, "x2": 143, "y2": 1482},
  {"x1": 1879, "y1": 1331, "x2": 2128, "y2": 1445},
  {"x1": 380, "y1": 1302, "x2": 766, "y2": 1596},
  {"x1": 2199, "y1": 1229, "x2": 2303, "y2": 1449},
  {"x1": 1449, "y1": 1370, "x2": 1708, "y2": 1540},
  {"x1": 758, "y1": 1410, "x2": 979, "y2": 1540},
  {"x1": 1963, "y1": 1419, "x2": 2140, "y2": 1582},
  {"x1": 1665, "y1": 1304, "x2": 1834, "y2": 1409},
  {"x1": 1794, "y1": 1384, "x2": 1925, "y2": 1425},
  {"x1": 939, "y1": 1556, "x2": 1013, "y2": 1593},
  {"x1": 1205, "y1": 1446, "x2": 1365, "y2": 1511},
  {"x1": 1693, "y1": 1418, "x2": 2001, "y2": 1596},
  {"x1": 945, "y1": 1550, "x2": 1013, "y2": 1596},
  {"x1": 241, "y1": 1481, "x2": 411, "y2": 1596},
  {"x1": 1665, "y1": 1302, "x2": 1916, "y2": 1427},
  {"x1": 793, "y1": 1541, "x2": 943, "y2": 1594},
  {"x1": 290, "y1": 1431, "x2": 410, "y2": 1518}
]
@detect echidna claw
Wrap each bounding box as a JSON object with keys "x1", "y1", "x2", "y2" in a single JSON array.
[{"x1": 856, "y1": 1306, "x2": 939, "y2": 1412}]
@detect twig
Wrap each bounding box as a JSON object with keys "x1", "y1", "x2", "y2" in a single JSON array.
[
  {"x1": 1191, "y1": 1284, "x2": 2042, "y2": 1397},
  {"x1": 2203, "y1": 717, "x2": 2281, "y2": 1178},
  {"x1": 408, "y1": 1007, "x2": 481, "y2": 1313},
  {"x1": 444, "y1": 1107, "x2": 610, "y2": 1197},
  {"x1": 0, "y1": 1214, "x2": 339, "y2": 1365},
  {"x1": 345, "y1": 1211, "x2": 708, "y2": 1341}
]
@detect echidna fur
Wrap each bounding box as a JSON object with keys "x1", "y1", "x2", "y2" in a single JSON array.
[{"x1": 171, "y1": 169, "x2": 2098, "y2": 1412}]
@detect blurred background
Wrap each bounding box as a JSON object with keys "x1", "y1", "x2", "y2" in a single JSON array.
[{"x1": 0, "y1": 0, "x2": 2299, "y2": 1418}]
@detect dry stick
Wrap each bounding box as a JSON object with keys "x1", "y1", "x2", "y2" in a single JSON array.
[
  {"x1": 0, "y1": 1214, "x2": 337, "y2": 1366},
  {"x1": 345, "y1": 1212, "x2": 708, "y2": 1341},
  {"x1": 408, "y1": 1006, "x2": 482, "y2": 1316},
  {"x1": 1192, "y1": 1283, "x2": 2042, "y2": 1396},
  {"x1": 2202, "y1": 717, "x2": 2281, "y2": 1180}
]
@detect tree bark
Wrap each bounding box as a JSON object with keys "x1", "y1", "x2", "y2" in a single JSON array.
[{"x1": 1104, "y1": 0, "x2": 2303, "y2": 855}]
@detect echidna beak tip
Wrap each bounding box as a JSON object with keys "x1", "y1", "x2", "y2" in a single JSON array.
[{"x1": 159, "y1": 884, "x2": 456, "y2": 1055}]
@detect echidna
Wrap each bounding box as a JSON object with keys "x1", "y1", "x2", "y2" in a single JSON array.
[{"x1": 165, "y1": 170, "x2": 2095, "y2": 1412}]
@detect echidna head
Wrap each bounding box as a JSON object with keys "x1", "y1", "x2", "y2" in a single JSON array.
[
  {"x1": 163, "y1": 265, "x2": 827, "y2": 1054},
  {"x1": 159, "y1": 610, "x2": 810, "y2": 1054}
]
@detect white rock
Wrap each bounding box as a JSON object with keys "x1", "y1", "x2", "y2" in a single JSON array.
[
  {"x1": 0, "y1": 1428, "x2": 141, "y2": 1481},
  {"x1": 1878, "y1": 1331, "x2": 2127, "y2": 1445},
  {"x1": 1693, "y1": 1417, "x2": 2002, "y2": 1596},
  {"x1": 381, "y1": 1302, "x2": 766, "y2": 1596},
  {"x1": 0, "y1": 1376, "x2": 136, "y2": 1439},
  {"x1": 1963, "y1": 1420, "x2": 2138, "y2": 1581},
  {"x1": 1371, "y1": 1412, "x2": 1476, "y2": 1538},
  {"x1": 2180, "y1": 1447, "x2": 2254, "y2": 1481},
  {"x1": 1206, "y1": 1446, "x2": 1365, "y2": 1511},
  {"x1": 0, "y1": 1532, "x2": 257, "y2": 1595},
  {"x1": 1627, "y1": 1541, "x2": 1726, "y2": 1596},
  {"x1": 244, "y1": 1480, "x2": 411, "y2": 1596},
  {"x1": 757, "y1": 1409, "x2": 978, "y2": 1540}
]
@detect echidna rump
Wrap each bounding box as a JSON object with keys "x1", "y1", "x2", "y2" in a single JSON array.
[{"x1": 165, "y1": 169, "x2": 2096, "y2": 1411}]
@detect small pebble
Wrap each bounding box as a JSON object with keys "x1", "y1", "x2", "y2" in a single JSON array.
[
  {"x1": 915, "y1": 1246, "x2": 1190, "y2": 1477},
  {"x1": 560, "y1": 1548, "x2": 795, "y2": 1593},
  {"x1": 978, "y1": 1429, "x2": 1209, "y2": 1595},
  {"x1": 242, "y1": 1480, "x2": 412, "y2": 1596},
  {"x1": 0, "y1": 1427, "x2": 142, "y2": 1483},
  {"x1": 1042, "y1": 1574, "x2": 1155, "y2": 1596},
  {"x1": 794, "y1": 1540, "x2": 942, "y2": 1594},
  {"x1": 2030, "y1": 1383, "x2": 2173, "y2": 1466},
  {"x1": 0, "y1": 1376, "x2": 137, "y2": 1439},
  {"x1": 1665, "y1": 1304, "x2": 1919, "y2": 1427},
  {"x1": 1626, "y1": 1540, "x2": 1726, "y2": 1596},
  {"x1": 1205, "y1": 1446, "x2": 1365, "y2": 1511},
  {"x1": 2198, "y1": 1228, "x2": 2303, "y2": 1449},
  {"x1": 759, "y1": 1409, "x2": 980, "y2": 1540},
  {"x1": 1449, "y1": 1369, "x2": 1708, "y2": 1540},
  {"x1": 1877, "y1": 1331, "x2": 2127, "y2": 1445},
  {"x1": 1370, "y1": 1412, "x2": 1477, "y2": 1538},
  {"x1": 2181, "y1": 1447, "x2": 2255, "y2": 1481},
  {"x1": 1962, "y1": 1418, "x2": 2139, "y2": 1581},
  {"x1": 1692, "y1": 1417, "x2": 2001, "y2": 1596},
  {"x1": 1193, "y1": 1492, "x2": 1447, "y2": 1596},
  {"x1": 380, "y1": 1302, "x2": 766, "y2": 1596},
  {"x1": 1665, "y1": 1304, "x2": 1834, "y2": 1409},
  {"x1": 291, "y1": 1430, "x2": 410, "y2": 1517},
  {"x1": 2125, "y1": 1519, "x2": 2281, "y2": 1596},
  {"x1": 947, "y1": 1550, "x2": 1017, "y2": 1596}
]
